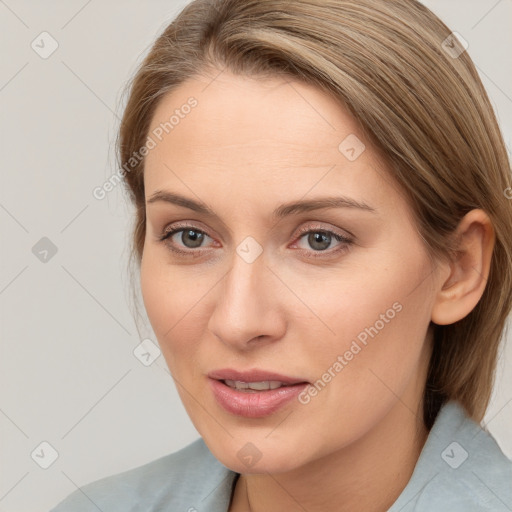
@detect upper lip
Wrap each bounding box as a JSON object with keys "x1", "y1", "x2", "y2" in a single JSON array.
[{"x1": 208, "y1": 368, "x2": 309, "y2": 384}]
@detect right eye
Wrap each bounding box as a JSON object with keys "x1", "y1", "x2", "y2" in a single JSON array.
[{"x1": 159, "y1": 224, "x2": 216, "y2": 255}]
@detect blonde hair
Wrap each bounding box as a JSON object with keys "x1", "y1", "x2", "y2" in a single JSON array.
[{"x1": 117, "y1": 0, "x2": 512, "y2": 429}]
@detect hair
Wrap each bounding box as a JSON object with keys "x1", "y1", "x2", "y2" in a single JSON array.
[{"x1": 116, "y1": 0, "x2": 512, "y2": 430}]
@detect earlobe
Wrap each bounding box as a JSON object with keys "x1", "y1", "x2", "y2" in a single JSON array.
[{"x1": 431, "y1": 209, "x2": 495, "y2": 326}]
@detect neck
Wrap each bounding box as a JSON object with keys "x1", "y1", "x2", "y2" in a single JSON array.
[
  {"x1": 228, "y1": 328, "x2": 435, "y2": 512},
  {"x1": 231, "y1": 400, "x2": 429, "y2": 512},
  {"x1": 228, "y1": 326, "x2": 435, "y2": 512}
]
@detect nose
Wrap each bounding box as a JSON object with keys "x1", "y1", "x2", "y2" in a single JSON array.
[{"x1": 207, "y1": 250, "x2": 286, "y2": 350}]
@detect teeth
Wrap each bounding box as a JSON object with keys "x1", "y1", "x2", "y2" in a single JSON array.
[{"x1": 224, "y1": 380, "x2": 288, "y2": 391}]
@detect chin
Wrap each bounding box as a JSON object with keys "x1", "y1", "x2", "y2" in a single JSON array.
[{"x1": 204, "y1": 435, "x2": 309, "y2": 474}]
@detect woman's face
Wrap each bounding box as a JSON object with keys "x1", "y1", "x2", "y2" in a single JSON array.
[{"x1": 141, "y1": 70, "x2": 442, "y2": 473}]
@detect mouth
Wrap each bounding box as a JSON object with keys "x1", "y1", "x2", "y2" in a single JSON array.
[
  {"x1": 208, "y1": 368, "x2": 309, "y2": 385},
  {"x1": 222, "y1": 379, "x2": 300, "y2": 392},
  {"x1": 208, "y1": 369, "x2": 310, "y2": 418}
]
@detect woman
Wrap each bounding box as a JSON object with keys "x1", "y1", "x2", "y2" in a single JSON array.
[{"x1": 50, "y1": 0, "x2": 512, "y2": 510}]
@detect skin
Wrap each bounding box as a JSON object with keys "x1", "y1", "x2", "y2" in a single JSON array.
[{"x1": 140, "y1": 70, "x2": 495, "y2": 512}]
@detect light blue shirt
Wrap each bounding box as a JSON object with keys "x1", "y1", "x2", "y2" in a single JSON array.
[{"x1": 50, "y1": 400, "x2": 512, "y2": 511}]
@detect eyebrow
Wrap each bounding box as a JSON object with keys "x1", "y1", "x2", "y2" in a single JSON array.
[{"x1": 146, "y1": 190, "x2": 377, "y2": 219}]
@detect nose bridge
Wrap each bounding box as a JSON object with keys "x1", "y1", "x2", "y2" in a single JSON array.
[
  {"x1": 208, "y1": 245, "x2": 282, "y2": 347},
  {"x1": 220, "y1": 249, "x2": 268, "y2": 322}
]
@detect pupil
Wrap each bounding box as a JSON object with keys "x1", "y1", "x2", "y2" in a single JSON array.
[
  {"x1": 309, "y1": 232, "x2": 330, "y2": 251},
  {"x1": 182, "y1": 230, "x2": 204, "y2": 248}
]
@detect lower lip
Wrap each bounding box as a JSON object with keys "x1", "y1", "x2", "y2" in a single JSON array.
[{"x1": 209, "y1": 378, "x2": 309, "y2": 418}]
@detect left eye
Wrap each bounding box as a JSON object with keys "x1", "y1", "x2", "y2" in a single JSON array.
[
  {"x1": 160, "y1": 227, "x2": 212, "y2": 250},
  {"x1": 295, "y1": 230, "x2": 351, "y2": 252}
]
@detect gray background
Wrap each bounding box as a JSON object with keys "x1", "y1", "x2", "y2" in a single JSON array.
[{"x1": 0, "y1": 1, "x2": 511, "y2": 510}]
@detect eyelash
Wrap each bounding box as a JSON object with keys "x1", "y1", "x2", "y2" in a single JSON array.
[{"x1": 157, "y1": 222, "x2": 353, "y2": 259}]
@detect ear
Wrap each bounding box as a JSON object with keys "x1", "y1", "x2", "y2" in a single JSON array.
[{"x1": 431, "y1": 209, "x2": 495, "y2": 326}]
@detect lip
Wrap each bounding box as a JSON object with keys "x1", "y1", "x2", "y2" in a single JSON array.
[{"x1": 208, "y1": 368, "x2": 309, "y2": 418}]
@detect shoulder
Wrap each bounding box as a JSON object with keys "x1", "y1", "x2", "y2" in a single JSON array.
[
  {"x1": 391, "y1": 400, "x2": 512, "y2": 512},
  {"x1": 49, "y1": 438, "x2": 237, "y2": 512},
  {"x1": 418, "y1": 432, "x2": 512, "y2": 511}
]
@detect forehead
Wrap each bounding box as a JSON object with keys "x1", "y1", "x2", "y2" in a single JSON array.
[
  {"x1": 143, "y1": 71, "x2": 401, "y2": 215},
  {"x1": 147, "y1": 71, "x2": 365, "y2": 162}
]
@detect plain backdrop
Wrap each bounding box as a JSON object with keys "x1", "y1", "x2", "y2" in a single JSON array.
[{"x1": 0, "y1": 1, "x2": 511, "y2": 511}]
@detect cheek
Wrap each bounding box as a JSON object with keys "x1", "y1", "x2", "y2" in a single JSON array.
[
  {"x1": 140, "y1": 254, "x2": 171, "y2": 335},
  {"x1": 139, "y1": 251, "x2": 212, "y2": 371},
  {"x1": 140, "y1": 254, "x2": 187, "y2": 357},
  {"x1": 293, "y1": 248, "x2": 434, "y2": 393}
]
